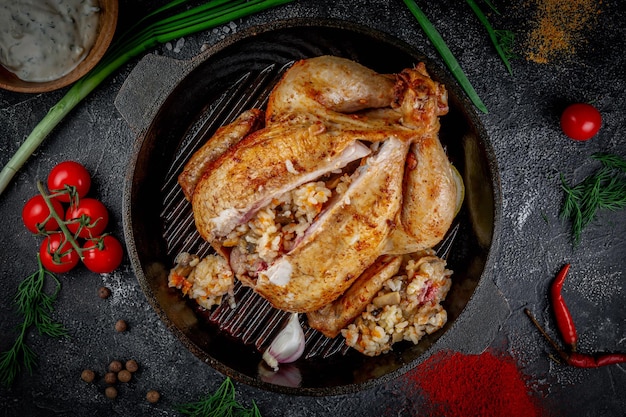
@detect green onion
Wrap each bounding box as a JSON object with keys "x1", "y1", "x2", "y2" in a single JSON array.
[
  {"x1": 465, "y1": 0, "x2": 514, "y2": 75},
  {"x1": 479, "y1": 0, "x2": 501, "y2": 15},
  {"x1": 402, "y1": 0, "x2": 488, "y2": 114},
  {"x1": 0, "y1": 0, "x2": 294, "y2": 196}
]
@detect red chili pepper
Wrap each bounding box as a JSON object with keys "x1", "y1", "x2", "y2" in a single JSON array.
[
  {"x1": 596, "y1": 353, "x2": 626, "y2": 367},
  {"x1": 566, "y1": 352, "x2": 626, "y2": 368},
  {"x1": 550, "y1": 263, "x2": 578, "y2": 352}
]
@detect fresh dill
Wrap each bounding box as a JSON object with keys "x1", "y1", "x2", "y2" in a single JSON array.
[
  {"x1": 0, "y1": 255, "x2": 68, "y2": 388},
  {"x1": 466, "y1": 0, "x2": 515, "y2": 75},
  {"x1": 560, "y1": 153, "x2": 626, "y2": 245},
  {"x1": 175, "y1": 377, "x2": 262, "y2": 417}
]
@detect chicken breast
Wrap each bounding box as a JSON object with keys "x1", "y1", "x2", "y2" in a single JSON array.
[
  {"x1": 191, "y1": 124, "x2": 372, "y2": 242},
  {"x1": 254, "y1": 137, "x2": 409, "y2": 312}
]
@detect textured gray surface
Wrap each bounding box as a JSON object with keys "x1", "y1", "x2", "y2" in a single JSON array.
[{"x1": 1, "y1": 0, "x2": 625, "y2": 416}]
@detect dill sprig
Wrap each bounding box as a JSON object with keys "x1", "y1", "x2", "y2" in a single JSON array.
[
  {"x1": 560, "y1": 153, "x2": 626, "y2": 245},
  {"x1": 0, "y1": 255, "x2": 68, "y2": 388},
  {"x1": 466, "y1": 0, "x2": 515, "y2": 75},
  {"x1": 175, "y1": 377, "x2": 262, "y2": 417}
]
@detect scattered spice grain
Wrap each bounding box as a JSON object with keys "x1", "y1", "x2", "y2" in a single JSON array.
[
  {"x1": 525, "y1": 0, "x2": 600, "y2": 64},
  {"x1": 118, "y1": 369, "x2": 132, "y2": 383},
  {"x1": 104, "y1": 371, "x2": 117, "y2": 385},
  {"x1": 105, "y1": 386, "x2": 118, "y2": 399},
  {"x1": 125, "y1": 359, "x2": 139, "y2": 373},
  {"x1": 115, "y1": 319, "x2": 128, "y2": 332},
  {"x1": 98, "y1": 286, "x2": 111, "y2": 299},
  {"x1": 146, "y1": 389, "x2": 161, "y2": 403},
  {"x1": 81, "y1": 369, "x2": 95, "y2": 383},
  {"x1": 109, "y1": 360, "x2": 123, "y2": 373}
]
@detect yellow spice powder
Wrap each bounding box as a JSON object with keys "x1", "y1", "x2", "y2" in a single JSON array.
[{"x1": 525, "y1": 0, "x2": 601, "y2": 64}]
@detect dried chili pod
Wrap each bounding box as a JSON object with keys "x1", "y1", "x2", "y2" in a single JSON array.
[
  {"x1": 550, "y1": 263, "x2": 578, "y2": 352},
  {"x1": 596, "y1": 353, "x2": 626, "y2": 367},
  {"x1": 566, "y1": 352, "x2": 626, "y2": 368}
]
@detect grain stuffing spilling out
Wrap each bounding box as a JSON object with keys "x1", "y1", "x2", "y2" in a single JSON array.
[{"x1": 167, "y1": 55, "x2": 462, "y2": 358}]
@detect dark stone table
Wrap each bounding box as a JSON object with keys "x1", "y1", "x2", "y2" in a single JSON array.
[{"x1": 1, "y1": 1, "x2": 624, "y2": 416}]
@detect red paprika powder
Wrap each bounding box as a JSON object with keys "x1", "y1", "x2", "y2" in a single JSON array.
[{"x1": 404, "y1": 349, "x2": 545, "y2": 417}]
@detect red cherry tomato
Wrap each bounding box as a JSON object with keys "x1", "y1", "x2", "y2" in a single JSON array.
[
  {"x1": 65, "y1": 198, "x2": 109, "y2": 238},
  {"x1": 560, "y1": 103, "x2": 602, "y2": 141},
  {"x1": 82, "y1": 235, "x2": 124, "y2": 273},
  {"x1": 47, "y1": 161, "x2": 92, "y2": 202},
  {"x1": 22, "y1": 195, "x2": 64, "y2": 234},
  {"x1": 39, "y1": 233, "x2": 79, "y2": 273}
]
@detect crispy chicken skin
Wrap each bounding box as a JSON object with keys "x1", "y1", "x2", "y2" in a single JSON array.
[
  {"x1": 384, "y1": 134, "x2": 459, "y2": 254},
  {"x1": 266, "y1": 55, "x2": 397, "y2": 121},
  {"x1": 181, "y1": 55, "x2": 458, "y2": 315},
  {"x1": 255, "y1": 137, "x2": 408, "y2": 312},
  {"x1": 307, "y1": 255, "x2": 403, "y2": 338},
  {"x1": 178, "y1": 109, "x2": 265, "y2": 201},
  {"x1": 191, "y1": 124, "x2": 372, "y2": 242}
]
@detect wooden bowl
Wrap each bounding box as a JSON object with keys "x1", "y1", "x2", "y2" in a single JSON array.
[{"x1": 0, "y1": 0, "x2": 118, "y2": 94}]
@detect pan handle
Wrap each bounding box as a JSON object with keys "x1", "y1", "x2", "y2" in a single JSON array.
[{"x1": 114, "y1": 53, "x2": 198, "y2": 135}]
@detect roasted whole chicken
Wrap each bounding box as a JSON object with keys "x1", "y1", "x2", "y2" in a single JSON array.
[{"x1": 177, "y1": 56, "x2": 460, "y2": 334}]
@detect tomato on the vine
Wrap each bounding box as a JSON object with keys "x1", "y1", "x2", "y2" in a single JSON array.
[
  {"x1": 47, "y1": 161, "x2": 92, "y2": 202},
  {"x1": 82, "y1": 235, "x2": 123, "y2": 273},
  {"x1": 39, "y1": 233, "x2": 80, "y2": 273},
  {"x1": 22, "y1": 195, "x2": 64, "y2": 234},
  {"x1": 560, "y1": 103, "x2": 602, "y2": 141},
  {"x1": 65, "y1": 198, "x2": 109, "y2": 238}
]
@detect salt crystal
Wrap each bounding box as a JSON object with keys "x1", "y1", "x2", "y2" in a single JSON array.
[{"x1": 173, "y1": 38, "x2": 185, "y2": 53}]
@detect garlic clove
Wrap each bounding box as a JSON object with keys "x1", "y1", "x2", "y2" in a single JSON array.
[{"x1": 262, "y1": 313, "x2": 305, "y2": 371}]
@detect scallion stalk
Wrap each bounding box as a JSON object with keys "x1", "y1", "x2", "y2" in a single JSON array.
[
  {"x1": 402, "y1": 0, "x2": 488, "y2": 114},
  {"x1": 0, "y1": 0, "x2": 294, "y2": 196}
]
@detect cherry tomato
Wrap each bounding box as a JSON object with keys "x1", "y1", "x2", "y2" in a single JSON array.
[
  {"x1": 82, "y1": 235, "x2": 124, "y2": 273},
  {"x1": 47, "y1": 161, "x2": 92, "y2": 202},
  {"x1": 22, "y1": 195, "x2": 64, "y2": 234},
  {"x1": 560, "y1": 103, "x2": 602, "y2": 141},
  {"x1": 65, "y1": 198, "x2": 109, "y2": 238},
  {"x1": 40, "y1": 233, "x2": 80, "y2": 273}
]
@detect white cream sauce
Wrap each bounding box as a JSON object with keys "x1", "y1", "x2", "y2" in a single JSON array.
[{"x1": 0, "y1": 0, "x2": 100, "y2": 82}]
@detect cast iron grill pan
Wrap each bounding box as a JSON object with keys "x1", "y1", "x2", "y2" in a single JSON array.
[{"x1": 126, "y1": 19, "x2": 496, "y2": 395}]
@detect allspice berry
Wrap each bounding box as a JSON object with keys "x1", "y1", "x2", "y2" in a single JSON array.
[
  {"x1": 125, "y1": 359, "x2": 139, "y2": 373},
  {"x1": 109, "y1": 360, "x2": 123, "y2": 373},
  {"x1": 115, "y1": 319, "x2": 127, "y2": 332},
  {"x1": 105, "y1": 386, "x2": 118, "y2": 399},
  {"x1": 81, "y1": 369, "x2": 95, "y2": 383},
  {"x1": 118, "y1": 369, "x2": 132, "y2": 383},
  {"x1": 104, "y1": 371, "x2": 117, "y2": 385},
  {"x1": 98, "y1": 286, "x2": 111, "y2": 299},
  {"x1": 146, "y1": 390, "x2": 160, "y2": 403}
]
